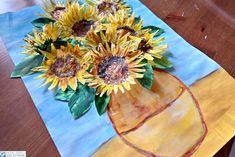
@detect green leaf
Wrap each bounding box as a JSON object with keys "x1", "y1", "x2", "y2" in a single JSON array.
[
  {"x1": 35, "y1": 39, "x2": 53, "y2": 51},
  {"x1": 69, "y1": 38, "x2": 83, "y2": 47},
  {"x1": 142, "y1": 26, "x2": 164, "y2": 37},
  {"x1": 134, "y1": 16, "x2": 141, "y2": 24},
  {"x1": 31, "y1": 18, "x2": 55, "y2": 28},
  {"x1": 53, "y1": 39, "x2": 67, "y2": 49},
  {"x1": 77, "y1": 0, "x2": 83, "y2": 5},
  {"x1": 127, "y1": 5, "x2": 133, "y2": 14},
  {"x1": 137, "y1": 63, "x2": 154, "y2": 90},
  {"x1": 11, "y1": 55, "x2": 44, "y2": 78},
  {"x1": 153, "y1": 57, "x2": 173, "y2": 69},
  {"x1": 55, "y1": 87, "x2": 75, "y2": 102},
  {"x1": 35, "y1": 39, "x2": 67, "y2": 52},
  {"x1": 68, "y1": 84, "x2": 96, "y2": 119},
  {"x1": 95, "y1": 94, "x2": 110, "y2": 116},
  {"x1": 25, "y1": 31, "x2": 34, "y2": 37}
]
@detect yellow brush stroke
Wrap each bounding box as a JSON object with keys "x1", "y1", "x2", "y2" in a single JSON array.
[{"x1": 92, "y1": 68, "x2": 235, "y2": 157}]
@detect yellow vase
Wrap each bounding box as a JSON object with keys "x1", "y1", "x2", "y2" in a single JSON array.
[{"x1": 105, "y1": 70, "x2": 207, "y2": 157}]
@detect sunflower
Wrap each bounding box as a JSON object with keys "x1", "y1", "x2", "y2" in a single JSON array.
[
  {"x1": 23, "y1": 23, "x2": 62, "y2": 55},
  {"x1": 101, "y1": 10, "x2": 144, "y2": 37},
  {"x1": 85, "y1": 0, "x2": 131, "y2": 19},
  {"x1": 33, "y1": 43, "x2": 91, "y2": 91},
  {"x1": 86, "y1": 30, "x2": 146, "y2": 97},
  {"x1": 85, "y1": 25, "x2": 129, "y2": 49},
  {"x1": 39, "y1": 0, "x2": 71, "y2": 20},
  {"x1": 58, "y1": 2, "x2": 100, "y2": 41},
  {"x1": 137, "y1": 32, "x2": 168, "y2": 61}
]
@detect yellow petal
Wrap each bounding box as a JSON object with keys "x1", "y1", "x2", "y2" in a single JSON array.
[
  {"x1": 59, "y1": 79, "x2": 68, "y2": 91},
  {"x1": 152, "y1": 37, "x2": 165, "y2": 44},
  {"x1": 118, "y1": 85, "x2": 125, "y2": 93},
  {"x1": 36, "y1": 74, "x2": 47, "y2": 79},
  {"x1": 144, "y1": 53, "x2": 154, "y2": 61},
  {"x1": 32, "y1": 66, "x2": 48, "y2": 72},
  {"x1": 77, "y1": 73, "x2": 86, "y2": 84},
  {"x1": 68, "y1": 77, "x2": 78, "y2": 90},
  {"x1": 41, "y1": 77, "x2": 53, "y2": 87},
  {"x1": 48, "y1": 78, "x2": 59, "y2": 90},
  {"x1": 107, "y1": 88, "x2": 113, "y2": 95},
  {"x1": 100, "y1": 86, "x2": 109, "y2": 97},
  {"x1": 123, "y1": 81, "x2": 131, "y2": 91},
  {"x1": 131, "y1": 68, "x2": 146, "y2": 73},
  {"x1": 113, "y1": 85, "x2": 118, "y2": 94},
  {"x1": 41, "y1": 50, "x2": 54, "y2": 60},
  {"x1": 127, "y1": 77, "x2": 136, "y2": 85},
  {"x1": 131, "y1": 72, "x2": 144, "y2": 78},
  {"x1": 51, "y1": 44, "x2": 57, "y2": 54}
]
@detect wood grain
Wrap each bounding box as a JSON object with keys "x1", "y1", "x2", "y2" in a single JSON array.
[
  {"x1": 0, "y1": 39, "x2": 60, "y2": 157},
  {"x1": 0, "y1": 0, "x2": 234, "y2": 157},
  {"x1": 141, "y1": 0, "x2": 235, "y2": 78}
]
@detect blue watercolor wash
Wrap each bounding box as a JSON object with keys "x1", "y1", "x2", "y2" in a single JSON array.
[{"x1": 0, "y1": 0, "x2": 219, "y2": 157}]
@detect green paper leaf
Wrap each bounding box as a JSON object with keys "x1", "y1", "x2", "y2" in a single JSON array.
[
  {"x1": 35, "y1": 39, "x2": 53, "y2": 51},
  {"x1": 31, "y1": 18, "x2": 55, "y2": 28},
  {"x1": 53, "y1": 39, "x2": 67, "y2": 49},
  {"x1": 55, "y1": 87, "x2": 75, "y2": 102},
  {"x1": 68, "y1": 84, "x2": 96, "y2": 119},
  {"x1": 11, "y1": 55, "x2": 44, "y2": 78},
  {"x1": 134, "y1": 16, "x2": 141, "y2": 24},
  {"x1": 127, "y1": 5, "x2": 133, "y2": 14},
  {"x1": 77, "y1": 0, "x2": 83, "y2": 5},
  {"x1": 69, "y1": 38, "x2": 82, "y2": 47},
  {"x1": 137, "y1": 63, "x2": 154, "y2": 90},
  {"x1": 35, "y1": 39, "x2": 67, "y2": 52},
  {"x1": 142, "y1": 26, "x2": 164, "y2": 37},
  {"x1": 95, "y1": 94, "x2": 110, "y2": 116},
  {"x1": 153, "y1": 57, "x2": 173, "y2": 69},
  {"x1": 25, "y1": 31, "x2": 34, "y2": 37}
]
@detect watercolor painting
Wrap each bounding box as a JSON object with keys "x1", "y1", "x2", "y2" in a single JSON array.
[
  {"x1": 1, "y1": 0, "x2": 235, "y2": 157},
  {"x1": 94, "y1": 70, "x2": 207, "y2": 157}
]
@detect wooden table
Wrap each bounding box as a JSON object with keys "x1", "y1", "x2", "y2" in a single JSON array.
[{"x1": 0, "y1": 0, "x2": 234, "y2": 157}]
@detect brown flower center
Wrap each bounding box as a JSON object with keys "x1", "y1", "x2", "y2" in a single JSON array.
[
  {"x1": 52, "y1": 7, "x2": 66, "y2": 20},
  {"x1": 138, "y1": 39, "x2": 152, "y2": 52},
  {"x1": 98, "y1": 56, "x2": 129, "y2": 85},
  {"x1": 97, "y1": 2, "x2": 118, "y2": 15},
  {"x1": 118, "y1": 26, "x2": 136, "y2": 36},
  {"x1": 50, "y1": 55, "x2": 80, "y2": 78},
  {"x1": 72, "y1": 20, "x2": 94, "y2": 37}
]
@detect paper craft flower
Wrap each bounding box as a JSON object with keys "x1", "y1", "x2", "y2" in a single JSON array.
[
  {"x1": 137, "y1": 33, "x2": 168, "y2": 61},
  {"x1": 11, "y1": 0, "x2": 173, "y2": 118},
  {"x1": 39, "y1": 0, "x2": 70, "y2": 20},
  {"x1": 103, "y1": 10, "x2": 144, "y2": 37},
  {"x1": 86, "y1": 31, "x2": 145, "y2": 97},
  {"x1": 33, "y1": 43, "x2": 91, "y2": 91},
  {"x1": 85, "y1": 25, "x2": 128, "y2": 48},
  {"x1": 85, "y1": 0, "x2": 131, "y2": 18},
  {"x1": 23, "y1": 23, "x2": 62, "y2": 55},
  {"x1": 10, "y1": 1, "x2": 209, "y2": 156},
  {"x1": 58, "y1": 2, "x2": 99, "y2": 41}
]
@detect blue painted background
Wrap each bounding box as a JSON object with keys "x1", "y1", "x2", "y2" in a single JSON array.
[{"x1": 0, "y1": 0, "x2": 219, "y2": 156}]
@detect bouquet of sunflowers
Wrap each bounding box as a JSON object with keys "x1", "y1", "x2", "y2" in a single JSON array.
[{"x1": 11, "y1": 0, "x2": 173, "y2": 119}]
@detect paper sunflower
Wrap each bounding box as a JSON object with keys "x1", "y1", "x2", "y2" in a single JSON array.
[
  {"x1": 137, "y1": 32, "x2": 168, "y2": 61},
  {"x1": 39, "y1": 0, "x2": 70, "y2": 20},
  {"x1": 85, "y1": 25, "x2": 127, "y2": 49},
  {"x1": 58, "y1": 2, "x2": 99, "y2": 41},
  {"x1": 85, "y1": 0, "x2": 131, "y2": 18},
  {"x1": 102, "y1": 10, "x2": 143, "y2": 37},
  {"x1": 33, "y1": 43, "x2": 91, "y2": 91},
  {"x1": 23, "y1": 23, "x2": 62, "y2": 55},
  {"x1": 86, "y1": 31, "x2": 146, "y2": 97}
]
